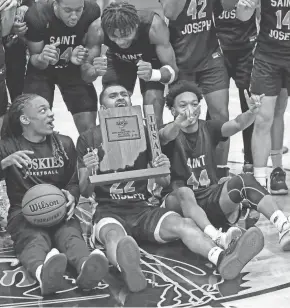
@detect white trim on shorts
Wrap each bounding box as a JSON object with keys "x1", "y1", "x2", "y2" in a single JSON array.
[
  {"x1": 154, "y1": 211, "x2": 177, "y2": 243},
  {"x1": 92, "y1": 217, "x2": 127, "y2": 245}
]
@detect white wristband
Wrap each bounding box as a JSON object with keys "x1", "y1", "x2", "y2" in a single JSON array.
[
  {"x1": 162, "y1": 65, "x2": 176, "y2": 84},
  {"x1": 149, "y1": 69, "x2": 162, "y2": 82}
]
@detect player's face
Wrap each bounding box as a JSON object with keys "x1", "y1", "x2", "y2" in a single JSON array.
[
  {"x1": 22, "y1": 97, "x2": 55, "y2": 137},
  {"x1": 101, "y1": 85, "x2": 132, "y2": 109},
  {"x1": 108, "y1": 27, "x2": 138, "y2": 49},
  {"x1": 54, "y1": 0, "x2": 84, "y2": 27},
  {"x1": 172, "y1": 91, "x2": 201, "y2": 124}
]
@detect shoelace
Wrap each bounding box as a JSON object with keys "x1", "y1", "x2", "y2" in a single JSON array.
[
  {"x1": 224, "y1": 238, "x2": 238, "y2": 256},
  {"x1": 272, "y1": 170, "x2": 286, "y2": 183}
]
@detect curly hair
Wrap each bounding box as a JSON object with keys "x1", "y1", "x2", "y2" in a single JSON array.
[
  {"x1": 6, "y1": 93, "x2": 69, "y2": 161},
  {"x1": 166, "y1": 81, "x2": 203, "y2": 109},
  {"x1": 101, "y1": 1, "x2": 140, "y2": 37}
]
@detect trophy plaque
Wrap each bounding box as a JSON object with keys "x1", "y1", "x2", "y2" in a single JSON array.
[{"x1": 89, "y1": 105, "x2": 170, "y2": 185}]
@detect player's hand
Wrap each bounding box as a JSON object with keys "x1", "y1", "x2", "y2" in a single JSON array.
[
  {"x1": 11, "y1": 21, "x2": 27, "y2": 36},
  {"x1": 40, "y1": 42, "x2": 60, "y2": 66},
  {"x1": 62, "y1": 189, "x2": 76, "y2": 221},
  {"x1": 152, "y1": 154, "x2": 170, "y2": 169},
  {"x1": 1, "y1": 150, "x2": 34, "y2": 169},
  {"x1": 71, "y1": 45, "x2": 88, "y2": 65},
  {"x1": 237, "y1": 0, "x2": 257, "y2": 9},
  {"x1": 83, "y1": 148, "x2": 99, "y2": 175},
  {"x1": 16, "y1": 5, "x2": 28, "y2": 22},
  {"x1": 245, "y1": 90, "x2": 264, "y2": 114},
  {"x1": 175, "y1": 104, "x2": 201, "y2": 128},
  {"x1": 93, "y1": 56, "x2": 107, "y2": 76},
  {"x1": 137, "y1": 60, "x2": 152, "y2": 81},
  {"x1": 0, "y1": 0, "x2": 17, "y2": 11}
]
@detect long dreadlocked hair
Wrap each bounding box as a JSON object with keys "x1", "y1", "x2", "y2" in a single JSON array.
[
  {"x1": 101, "y1": 2, "x2": 140, "y2": 37},
  {"x1": 6, "y1": 93, "x2": 69, "y2": 161}
]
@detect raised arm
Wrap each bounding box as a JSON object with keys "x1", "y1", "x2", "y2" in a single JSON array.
[
  {"x1": 149, "y1": 14, "x2": 178, "y2": 84},
  {"x1": 80, "y1": 18, "x2": 106, "y2": 83}
]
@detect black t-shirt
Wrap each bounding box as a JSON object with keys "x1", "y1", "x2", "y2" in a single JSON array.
[
  {"x1": 104, "y1": 10, "x2": 159, "y2": 65},
  {"x1": 0, "y1": 134, "x2": 79, "y2": 219},
  {"x1": 168, "y1": 0, "x2": 220, "y2": 72},
  {"x1": 256, "y1": 0, "x2": 290, "y2": 65},
  {"x1": 214, "y1": 3, "x2": 257, "y2": 50},
  {"x1": 162, "y1": 120, "x2": 227, "y2": 197},
  {"x1": 76, "y1": 126, "x2": 153, "y2": 207},
  {"x1": 25, "y1": 0, "x2": 100, "y2": 72}
]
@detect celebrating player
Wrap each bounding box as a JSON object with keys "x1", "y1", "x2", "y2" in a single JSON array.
[
  {"x1": 23, "y1": 0, "x2": 100, "y2": 134},
  {"x1": 81, "y1": 1, "x2": 178, "y2": 128},
  {"x1": 2, "y1": 94, "x2": 109, "y2": 295},
  {"x1": 76, "y1": 83, "x2": 264, "y2": 292},
  {"x1": 159, "y1": 81, "x2": 290, "y2": 251},
  {"x1": 237, "y1": 0, "x2": 289, "y2": 194},
  {"x1": 158, "y1": 0, "x2": 238, "y2": 168}
]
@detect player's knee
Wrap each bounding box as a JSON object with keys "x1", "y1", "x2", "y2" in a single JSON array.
[
  {"x1": 254, "y1": 112, "x2": 273, "y2": 131},
  {"x1": 173, "y1": 217, "x2": 199, "y2": 236},
  {"x1": 175, "y1": 187, "x2": 196, "y2": 202},
  {"x1": 95, "y1": 218, "x2": 127, "y2": 245},
  {"x1": 143, "y1": 89, "x2": 164, "y2": 106}
]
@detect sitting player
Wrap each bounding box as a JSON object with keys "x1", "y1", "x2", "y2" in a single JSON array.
[
  {"x1": 159, "y1": 81, "x2": 290, "y2": 251},
  {"x1": 1, "y1": 94, "x2": 108, "y2": 295},
  {"x1": 23, "y1": 0, "x2": 100, "y2": 134},
  {"x1": 81, "y1": 1, "x2": 178, "y2": 128},
  {"x1": 76, "y1": 83, "x2": 264, "y2": 293}
]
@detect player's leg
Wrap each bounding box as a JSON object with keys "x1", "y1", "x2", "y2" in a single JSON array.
[
  {"x1": 235, "y1": 46, "x2": 255, "y2": 169},
  {"x1": 200, "y1": 56, "x2": 230, "y2": 166},
  {"x1": 6, "y1": 214, "x2": 67, "y2": 295},
  {"x1": 218, "y1": 173, "x2": 290, "y2": 250},
  {"x1": 141, "y1": 82, "x2": 165, "y2": 129},
  {"x1": 270, "y1": 88, "x2": 288, "y2": 195},
  {"x1": 250, "y1": 58, "x2": 280, "y2": 187},
  {"x1": 155, "y1": 209, "x2": 264, "y2": 280},
  {"x1": 164, "y1": 187, "x2": 242, "y2": 249},
  {"x1": 92, "y1": 207, "x2": 147, "y2": 292},
  {"x1": 54, "y1": 216, "x2": 109, "y2": 290}
]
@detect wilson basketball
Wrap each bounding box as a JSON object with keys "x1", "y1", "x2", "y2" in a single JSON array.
[{"x1": 22, "y1": 184, "x2": 67, "y2": 227}]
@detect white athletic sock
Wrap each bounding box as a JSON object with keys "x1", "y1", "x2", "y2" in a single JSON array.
[
  {"x1": 254, "y1": 167, "x2": 267, "y2": 187},
  {"x1": 270, "y1": 210, "x2": 288, "y2": 233},
  {"x1": 270, "y1": 149, "x2": 283, "y2": 169},
  {"x1": 35, "y1": 265, "x2": 43, "y2": 285},
  {"x1": 208, "y1": 247, "x2": 223, "y2": 266},
  {"x1": 204, "y1": 225, "x2": 219, "y2": 241}
]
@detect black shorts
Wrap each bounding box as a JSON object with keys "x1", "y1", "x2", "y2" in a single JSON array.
[
  {"x1": 102, "y1": 54, "x2": 164, "y2": 94},
  {"x1": 250, "y1": 55, "x2": 290, "y2": 96},
  {"x1": 93, "y1": 202, "x2": 174, "y2": 243},
  {"x1": 177, "y1": 56, "x2": 229, "y2": 94},
  {"x1": 223, "y1": 46, "x2": 254, "y2": 89},
  {"x1": 194, "y1": 183, "x2": 229, "y2": 229},
  {"x1": 23, "y1": 67, "x2": 98, "y2": 115}
]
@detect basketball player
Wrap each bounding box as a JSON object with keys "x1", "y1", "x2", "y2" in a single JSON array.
[
  {"x1": 214, "y1": 1, "x2": 256, "y2": 171},
  {"x1": 237, "y1": 0, "x2": 289, "y2": 194},
  {"x1": 81, "y1": 1, "x2": 178, "y2": 128},
  {"x1": 158, "y1": 0, "x2": 237, "y2": 168},
  {"x1": 23, "y1": 0, "x2": 100, "y2": 134},
  {"x1": 1, "y1": 94, "x2": 109, "y2": 295},
  {"x1": 160, "y1": 81, "x2": 290, "y2": 251},
  {"x1": 76, "y1": 83, "x2": 264, "y2": 292}
]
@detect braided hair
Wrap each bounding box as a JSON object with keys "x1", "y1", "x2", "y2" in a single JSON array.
[
  {"x1": 6, "y1": 93, "x2": 69, "y2": 161},
  {"x1": 101, "y1": 2, "x2": 140, "y2": 37}
]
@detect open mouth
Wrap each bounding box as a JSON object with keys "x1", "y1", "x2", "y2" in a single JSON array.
[
  {"x1": 47, "y1": 119, "x2": 54, "y2": 129},
  {"x1": 116, "y1": 102, "x2": 126, "y2": 107}
]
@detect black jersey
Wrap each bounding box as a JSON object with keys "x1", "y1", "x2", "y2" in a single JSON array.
[
  {"x1": 25, "y1": 0, "x2": 100, "y2": 71},
  {"x1": 214, "y1": 5, "x2": 257, "y2": 50},
  {"x1": 104, "y1": 10, "x2": 159, "y2": 64},
  {"x1": 0, "y1": 134, "x2": 79, "y2": 219},
  {"x1": 168, "y1": 0, "x2": 220, "y2": 72},
  {"x1": 162, "y1": 120, "x2": 227, "y2": 197},
  {"x1": 76, "y1": 126, "x2": 153, "y2": 207},
  {"x1": 256, "y1": 0, "x2": 290, "y2": 65}
]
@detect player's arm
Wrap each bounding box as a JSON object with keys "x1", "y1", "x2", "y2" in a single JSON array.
[
  {"x1": 159, "y1": 121, "x2": 182, "y2": 146},
  {"x1": 159, "y1": 0, "x2": 186, "y2": 20},
  {"x1": 221, "y1": 92, "x2": 263, "y2": 137},
  {"x1": 236, "y1": 0, "x2": 259, "y2": 21},
  {"x1": 81, "y1": 19, "x2": 105, "y2": 83},
  {"x1": 148, "y1": 14, "x2": 178, "y2": 84}
]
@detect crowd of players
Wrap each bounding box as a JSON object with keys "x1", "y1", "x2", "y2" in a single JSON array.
[{"x1": 0, "y1": 0, "x2": 290, "y2": 296}]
